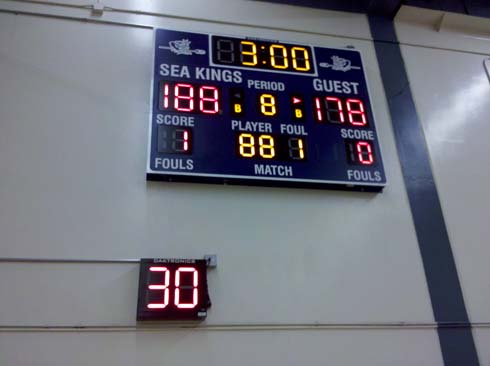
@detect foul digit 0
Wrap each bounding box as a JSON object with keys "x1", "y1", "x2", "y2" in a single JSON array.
[
  {"x1": 356, "y1": 141, "x2": 374, "y2": 165},
  {"x1": 174, "y1": 267, "x2": 199, "y2": 309}
]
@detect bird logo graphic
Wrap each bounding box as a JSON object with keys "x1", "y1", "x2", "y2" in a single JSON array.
[
  {"x1": 319, "y1": 56, "x2": 361, "y2": 72},
  {"x1": 159, "y1": 39, "x2": 206, "y2": 56}
]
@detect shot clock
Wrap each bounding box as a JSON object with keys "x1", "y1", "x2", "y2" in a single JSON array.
[
  {"x1": 147, "y1": 28, "x2": 386, "y2": 191},
  {"x1": 137, "y1": 258, "x2": 211, "y2": 321}
]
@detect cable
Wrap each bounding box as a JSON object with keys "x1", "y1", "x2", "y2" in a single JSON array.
[
  {"x1": 2, "y1": 321, "x2": 490, "y2": 332},
  {"x1": 0, "y1": 257, "x2": 140, "y2": 264},
  {"x1": 484, "y1": 58, "x2": 490, "y2": 83}
]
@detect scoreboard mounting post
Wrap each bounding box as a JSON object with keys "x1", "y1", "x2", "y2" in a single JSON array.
[{"x1": 147, "y1": 29, "x2": 386, "y2": 191}]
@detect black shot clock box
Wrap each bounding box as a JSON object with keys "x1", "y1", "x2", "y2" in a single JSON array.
[{"x1": 137, "y1": 258, "x2": 211, "y2": 321}]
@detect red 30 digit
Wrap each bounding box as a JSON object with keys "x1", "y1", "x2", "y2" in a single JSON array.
[
  {"x1": 174, "y1": 267, "x2": 199, "y2": 309},
  {"x1": 147, "y1": 267, "x2": 170, "y2": 309}
]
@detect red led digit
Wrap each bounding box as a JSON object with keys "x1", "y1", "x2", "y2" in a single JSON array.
[
  {"x1": 174, "y1": 83, "x2": 194, "y2": 112},
  {"x1": 174, "y1": 267, "x2": 198, "y2": 309},
  {"x1": 183, "y1": 130, "x2": 189, "y2": 151},
  {"x1": 314, "y1": 97, "x2": 323, "y2": 121},
  {"x1": 199, "y1": 86, "x2": 219, "y2": 114},
  {"x1": 171, "y1": 128, "x2": 190, "y2": 152},
  {"x1": 325, "y1": 96, "x2": 345, "y2": 123},
  {"x1": 356, "y1": 141, "x2": 374, "y2": 165},
  {"x1": 147, "y1": 267, "x2": 170, "y2": 309},
  {"x1": 346, "y1": 99, "x2": 367, "y2": 126},
  {"x1": 162, "y1": 83, "x2": 170, "y2": 109}
]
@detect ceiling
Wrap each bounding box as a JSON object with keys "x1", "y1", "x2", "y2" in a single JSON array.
[{"x1": 260, "y1": 0, "x2": 490, "y2": 19}]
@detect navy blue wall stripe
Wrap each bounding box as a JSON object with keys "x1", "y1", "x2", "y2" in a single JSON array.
[{"x1": 368, "y1": 17, "x2": 479, "y2": 365}]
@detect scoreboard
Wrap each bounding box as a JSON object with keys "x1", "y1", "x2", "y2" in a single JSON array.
[{"x1": 147, "y1": 29, "x2": 386, "y2": 191}]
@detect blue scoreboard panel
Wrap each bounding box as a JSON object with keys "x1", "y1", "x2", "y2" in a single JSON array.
[{"x1": 147, "y1": 29, "x2": 386, "y2": 191}]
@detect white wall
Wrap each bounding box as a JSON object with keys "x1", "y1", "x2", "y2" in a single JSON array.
[
  {"x1": 0, "y1": 329, "x2": 443, "y2": 366},
  {"x1": 1, "y1": 1, "x2": 487, "y2": 365},
  {"x1": 397, "y1": 7, "x2": 490, "y2": 364}
]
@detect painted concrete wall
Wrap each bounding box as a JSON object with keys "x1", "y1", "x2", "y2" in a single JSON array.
[
  {"x1": 0, "y1": 1, "x2": 487, "y2": 365},
  {"x1": 397, "y1": 7, "x2": 490, "y2": 363}
]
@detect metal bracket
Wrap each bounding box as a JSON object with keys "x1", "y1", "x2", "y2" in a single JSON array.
[
  {"x1": 204, "y1": 254, "x2": 217, "y2": 268},
  {"x1": 92, "y1": 2, "x2": 104, "y2": 16}
]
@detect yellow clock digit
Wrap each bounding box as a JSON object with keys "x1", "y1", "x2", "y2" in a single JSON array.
[
  {"x1": 259, "y1": 135, "x2": 275, "y2": 159},
  {"x1": 240, "y1": 41, "x2": 258, "y2": 66},
  {"x1": 239, "y1": 133, "x2": 255, "y2": 157},
  {"x1": 269, "y1": 45, "x2": 288, "y2": 69},
  {"x1": 288, "y1": 138, "x2": 305, "y2": 160},
  {"x1": 291, "y1": 47, "x2": 310, "y2": 71},
  {"x1": 259, "y1": 94, "x2": 277, "y2": 116}
]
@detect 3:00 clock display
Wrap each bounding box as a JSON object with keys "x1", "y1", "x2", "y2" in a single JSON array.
[{"x1": 211, "y1": 36, "x2": 315, "y2": 74}]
